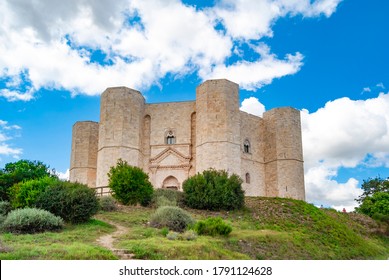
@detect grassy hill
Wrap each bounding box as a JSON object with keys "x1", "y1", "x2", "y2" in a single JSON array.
[{"x1": 1, "y1": 197, "x2": 388, "y2": 260}]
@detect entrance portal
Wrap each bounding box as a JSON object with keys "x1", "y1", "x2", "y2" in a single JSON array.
[{"x1": 162, "y1": 176, "x2": 180, "y2": 190}]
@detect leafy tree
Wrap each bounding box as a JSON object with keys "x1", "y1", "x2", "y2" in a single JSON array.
[
  {"x1": 183, "y1": 169, "x2": 244, "y2": 211},
  {"x1": 0, "y1": 160, "x2": 56, "y2": 201},
  {"x1": 356, "y1": 177, "x2": 389, "y2": 204},
  {"x1": 355, "y1": 177, "x2": 389, "y2": 221},
  {"x1": 107, "y1": 159, "x2": 154, "y2": 206}
]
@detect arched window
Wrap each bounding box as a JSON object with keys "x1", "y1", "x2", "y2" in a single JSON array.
[
  {"x1": 166, "y1": 130, "x2": 176, "y2": 145},
  {"x1": 245, "y1": 173, "x2": 250, "y2": 184},
  {"x1": 243, "y1": 139, "x2": 251, "y2": 153}
]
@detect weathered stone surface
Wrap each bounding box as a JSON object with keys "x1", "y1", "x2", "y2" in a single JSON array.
[{"x1": 70, "y1": 79, "x2": 305, "y2": 200}]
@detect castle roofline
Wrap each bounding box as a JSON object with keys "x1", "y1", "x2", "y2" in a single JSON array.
[
  {"x1": 72, "y1": 121, "x2": 99, "y2": 127},
  {"x1": 102, "y1": 86, "x2": 145, "y2": 101}
]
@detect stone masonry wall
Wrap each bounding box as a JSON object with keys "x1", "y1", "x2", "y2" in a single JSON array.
[
  {"x1": 70, "y1": 79, "x2": 305, "y2": 201},
  {"x1": 69, "y1": 121, "x2": 99, "y2": 188},
  {"x1": 195, "y1": 79, "x2": 241, "y2": 176},
  {"x1": 96, "y1": 87, "x2": 145, "y2": 188}
]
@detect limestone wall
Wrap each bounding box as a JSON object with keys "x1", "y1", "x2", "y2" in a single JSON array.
[
  {"x1": 239, "y1": 111, "x2": 266, "y2": 196},
  {"x1": 144, "y1": 101, "x2": 195, "y2": 188},
  {"x1": 195, "y1": 79, "x2": 241, "y2": 175},
  {"x1": 96, "y1": 87, "x2": 145, "y2": 188},
  {"x1": 70, "y1": 79, "x2": 306, "y2": 201},
  {"x1": 69, "y1": 121, "x2": 99, "y2": 187},
  {"x1": 263, "y1": 107, "x2": 305, "y2": 200}
]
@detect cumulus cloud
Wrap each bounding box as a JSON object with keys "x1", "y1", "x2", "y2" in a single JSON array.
[
  {"x1": 240, "y1": 97, "x2": 266, "y2": 117},
  {"x1": 301, "y1": 92, "x2": 389, "y2": 210},
  {"x1": 57, "y1": 169, "x2": 70, "y2": 180},
  {"x1": 205, "y1": 44, "x2": 303, "y2": 91},
  {"x1": 0, "y1": 0, "x2": 342, "y2": 101},
  {"x1": 0, "y1": 120, "x2": 22, "y2": 159}
]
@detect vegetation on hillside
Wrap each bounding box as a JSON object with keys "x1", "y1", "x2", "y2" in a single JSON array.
[{"x1": 1, "y1": 197, "x2": 387, "y2": 260}]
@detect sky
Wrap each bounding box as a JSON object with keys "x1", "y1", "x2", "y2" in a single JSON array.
[{"x1": 0, "y1": 0, "x2": 388, "y2": 211}]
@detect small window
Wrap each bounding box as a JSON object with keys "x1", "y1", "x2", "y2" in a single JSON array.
[
  {"x1": 245, "y1": 173, "x2": 250, "y2": 184},
  {"x1": 166, "y1": 130, "x2": 176, "y2": 145},
  {"x1": 243, "y1": 139, "x2": 251, "y2": 153}
]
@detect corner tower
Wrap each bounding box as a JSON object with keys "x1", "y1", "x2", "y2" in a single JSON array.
[
  {"x1": 69, "y1": 121, "x2": 99, "y2": 187},
  {"x1": 195, "y1": 79, "x2": 241, "y2": 175},
  {"x1": 263, "y1": 107, "x2": 305, "y2": 200},
  {"x1": 96, "y1": 87, "x2": 145, "y2": 188}
]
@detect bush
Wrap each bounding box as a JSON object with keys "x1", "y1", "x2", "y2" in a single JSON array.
[
  {"x1": 35, "y1": 181, "x2": 99, "y2": 224},
  {"x1": 356, "y1": 192, "x2": 389, "y2": 220},
  {"x1": 183, "y1": 169, "x2": 244, "y2": 211},
  {"x1": 193, "y1": 217, "x2": 232, "y2": 236},
  {"x1": 160, "y1": 227, "x2": 169, "y2": 237},
  {"x1": 150, "y1": 206, "x2": 194, "y2": 232},
  {"x1": 0, "y1": 160, "x2": 56, "y2": 201},
  {"x1": 9, "y1": 176, "x2": 59, "y2": 209},
  {"x1": 0, "y1": 201, "x2": 11, "y2": 216},
  {"x1": 166, "y1": 231, "x2": 180, "y2": 240},
  {"x1": 108, "y1": 159, "x2": 154, "y2": 206},
  {"x1": 1, "y1": 208, "x2": 63, "y2": 234},
  {"x1": 182, "y1": 230, "x2": 198, "y2": 241},
  {"x1": 99, "y1": 196, "x2": 117, "y2": 212},
  {"x1": 151, "y1": 189, "x2": 185, "y2": 208},
  {"x1": 155, "y1": 196, "x2": 177, "y2": 208}
]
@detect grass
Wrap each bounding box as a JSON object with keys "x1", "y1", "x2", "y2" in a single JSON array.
[
  {"x1": 0, "y1": 197, "x2": 388, "y2": 259},
  {"x1": 0, "y1": 219, "x2": 117, "y2": 260}
]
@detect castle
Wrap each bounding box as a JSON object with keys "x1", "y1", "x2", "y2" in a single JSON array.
[{"x1": 69, "y1": 79, "x2": 305, "y2": 200}]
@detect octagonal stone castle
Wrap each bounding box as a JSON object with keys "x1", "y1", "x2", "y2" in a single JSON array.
[{"x1": 70, "y1": 79, "x2": 305, "y2": 200}]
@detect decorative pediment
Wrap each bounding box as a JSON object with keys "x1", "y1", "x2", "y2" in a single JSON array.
[{"x1": 150, "y1": 147, "x2": 191, "y2": 170}]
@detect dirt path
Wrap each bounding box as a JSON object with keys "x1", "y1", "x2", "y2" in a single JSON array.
[{"x1": 96, "y1": 219, "x2": 135, "y2": 260}]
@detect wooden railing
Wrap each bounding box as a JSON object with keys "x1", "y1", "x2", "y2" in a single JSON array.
[{"x1": 94, "y1": 186, "x2": 112, "y2": 196}]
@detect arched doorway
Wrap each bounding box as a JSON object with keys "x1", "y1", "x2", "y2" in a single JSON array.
[{"x1": 162, "y1": 176, "x2": 180, "y2": 190}]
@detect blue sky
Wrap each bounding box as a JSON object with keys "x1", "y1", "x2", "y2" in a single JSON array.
[{"x1": 0, "y1": 0, "x2": 388, "y2": 210}]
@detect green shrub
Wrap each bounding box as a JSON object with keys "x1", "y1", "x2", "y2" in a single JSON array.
[
  {"x1": 9, "y1": 176, "x2": 59, "y2": 208},
  {"x1": 150, "y1": 206, "x2": 194, "y2": 232},
  {"x1": 160, "y1": 227, "x2": 169, "y2": 237},
  {"x1": 99, "y1": 196, "x2": 117, "y2": 212},
  {"x1": 182, "y1": 230, "x2": 198, "y2": 241},
  {"x1": 1, "y1": 208, "x2": 63, "y2": 234},
  {"x1": 193, "y1": 217, "x2": 232, "y2": 236},
  {"x1": 108, "y1": 159, "x2": 154, "y2": 206},
  {"x1": 155, "y1": 196, "x2": 177, "y2": 208},
  {"x1": 166, "y1": 231, "x2": 179, "y2": 240},
  {"x1": 183, "y1": 169, "x2": 244, "y2": 211},
  {"x1": 0, "y1": 159, "x2": 56, "y2": 201},
  {"x1": 35, "y1": 181, "x2": 99, "y2": 224},
  {"x1": 0, "y1": 201, "x2": 11, "y2": 216},
  {"x1": 151, "y1": 189, "x2": 185, "y2": 207}
]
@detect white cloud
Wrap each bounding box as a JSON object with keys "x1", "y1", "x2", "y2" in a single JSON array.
[
  {"x1": 0, "y1": 120, "x2": 22, "y2": 158},
  {"x1": 0, "y1": 0, "x2": 342, "y2": 101},
  {"x1": 301, "y1": 92, "x2": 389, "y2": 210},
  {"x1": 362, "y1": 87, "x2": 371, "y2": 94},
  {"x1": 214, "y1": 0, "x2": 342, "y2": 40},
  {"x1": 205, "y1": 46, "x2": 303, "y2": 91},
  {"x1": 57, "y1": 169, "x2": 70, "y2": 180},
  {"x1": 240, "y1": 97, "x2": 266, "y2": 117}
]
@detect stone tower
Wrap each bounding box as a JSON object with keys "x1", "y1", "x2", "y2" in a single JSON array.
[
  {"x1": 69, "y1": 79, "x2": 305, "y2": 200},
  {"x1": 96, "y1": 87, "x2": 145, "y2": 188},
  {"x1": 195, "y1": 79, "x2": 241, "y2": 175},
  {"x1": 69, "y1": 121, "x2": 99, "y2": 188},
  {"x1": 263, "y1": 108, "x2": 305, "y2": 200}
]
